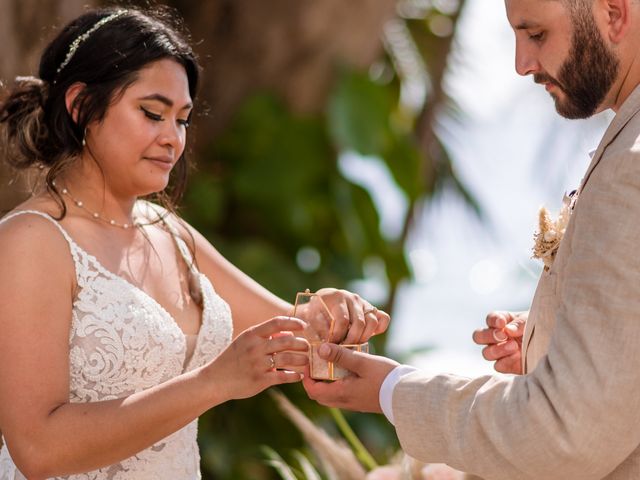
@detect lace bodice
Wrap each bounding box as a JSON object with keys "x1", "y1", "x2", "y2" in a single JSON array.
[{"x1": 0, "y1": 210, "x2": 233, "y2": 480}]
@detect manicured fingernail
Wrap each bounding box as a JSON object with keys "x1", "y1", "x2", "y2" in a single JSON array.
[
  {"x1": 493, "y1": 330, "x2": 507, "y2": 342},
  {"x1": 319, "y1": 343, "x2": 331, "y2": 357},
  {"x1": 505, "y1": 324, "x2": 518, "y2": 333}
]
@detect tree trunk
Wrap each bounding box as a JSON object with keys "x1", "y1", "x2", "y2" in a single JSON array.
[
  {"x1": 0, "y1": 0, "x2": 91, "y2": 213},
  {"x1": 2, "y1": 0, "x2": 396, "y2": 212},
  {"x1": 0, "y1": 0, "x2": 90, "y2": 450},
  {"x1": 129, "y1": 0, "x2": 397, "y2": 151}
]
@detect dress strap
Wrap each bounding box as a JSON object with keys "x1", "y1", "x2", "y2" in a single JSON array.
[
  {"x1": 0, "y1": 209, "x2": 81, "y2": 276},
  {"x1": 143, "y1": 203, "x2": 203, "y2": 306},
  {"x1": 166, "y1": 224, "x2": 198, "y2": 276},
  {"x1": 144, "y1": 204, "x2": 198, "y2": 273},
  {"x1": 1, "y1": 210, "x2": 77, "y2": 251}
]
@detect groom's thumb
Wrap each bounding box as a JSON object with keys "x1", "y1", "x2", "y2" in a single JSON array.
[{"x1": 318, "y1": 343, "x2": 359, "y2": 372}]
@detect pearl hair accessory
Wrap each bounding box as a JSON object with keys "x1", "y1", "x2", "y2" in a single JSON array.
[
  {"x1": 52, "y1": 180, "x2": 141, "y2": 229},
  {"x1": 55, "y1": 10, "x2": 128, "y2": 79}
]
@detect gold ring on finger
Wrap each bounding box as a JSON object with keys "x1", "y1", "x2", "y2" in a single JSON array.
[{"x1": 268, "y1": 353, "x2": 276, "y2": 370}]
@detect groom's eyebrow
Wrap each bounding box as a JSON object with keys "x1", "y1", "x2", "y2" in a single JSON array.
[{"x1": 514, "y1": 21, "x2": 541, "y2": 30}]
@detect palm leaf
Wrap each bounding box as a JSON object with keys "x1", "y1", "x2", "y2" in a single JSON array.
[
  {"x1": 292, "y1": 450, "x2": 323, "y2": 480},
  {"x1": 270, "y1": 390, "x2": 367, "y2": 480},
  {"x1": 262, "y1": 445, "x2": 300, "y2": 480}
]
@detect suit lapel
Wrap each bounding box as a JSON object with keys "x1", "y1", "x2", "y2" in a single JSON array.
[
  {"x1": 522, "y1": 86, "x2": 640, "y2": 374},
  {"x1": 579, "y1": 85, "x2": 640, "y2": 193},
  {"x1": 522, "y1": 324, "x2": 535, "y2": 373}
]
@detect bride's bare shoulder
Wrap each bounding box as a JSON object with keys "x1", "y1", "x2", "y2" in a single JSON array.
[{"x1": 0, "y1": 196, "x2": 72, "y2": 264}]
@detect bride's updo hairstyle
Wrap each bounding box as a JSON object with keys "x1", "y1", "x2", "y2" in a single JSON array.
[{"x1": 0, "y1": 6, "x2": 200, "y2": 215}]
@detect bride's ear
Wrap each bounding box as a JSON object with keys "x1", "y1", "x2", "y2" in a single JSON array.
[{"x1": 64, "y1": 82, "x2": 86, "y2": 124}]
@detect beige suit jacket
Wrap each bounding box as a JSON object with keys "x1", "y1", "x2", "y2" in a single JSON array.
[{"x1": 392, "y1": 85, "x2": 640, "y2": 480}]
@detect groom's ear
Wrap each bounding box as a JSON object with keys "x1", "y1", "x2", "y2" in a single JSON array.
[{"x1": 597, "y1": 0, "x2": 632, "y2": 44}]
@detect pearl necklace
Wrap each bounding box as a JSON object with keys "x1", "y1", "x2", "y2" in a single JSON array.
[{"x1": 52, "y1": 181, "x2": 141, "y2": 229}]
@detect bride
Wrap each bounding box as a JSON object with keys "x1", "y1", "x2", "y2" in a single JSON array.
[{"x1": 0, "y1": 7, "x2": 389, "y2": 479}]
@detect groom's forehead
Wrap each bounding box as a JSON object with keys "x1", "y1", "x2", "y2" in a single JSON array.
[{"x1": 505, "y1": 0, "x2": 569, "y2": 28}]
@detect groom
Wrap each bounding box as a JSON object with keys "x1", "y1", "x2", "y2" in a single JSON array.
[{"x1": 303, "y1": 1, "x2": 640, "y2": 478}]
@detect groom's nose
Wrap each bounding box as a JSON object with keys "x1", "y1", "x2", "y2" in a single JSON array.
[{"x1": 514, "y1": 40, "x2": 541, "y2": 76}]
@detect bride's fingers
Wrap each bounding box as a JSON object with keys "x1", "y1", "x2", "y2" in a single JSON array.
[
  {"x1": 252, "y1": 316, "x2": 306, "y2": 338},
  {"x1": 373, "y1": 310, "x2": 390, "y2": 335},
  {"x1": 357, "y1": 312, "x2": 379, "y2": 344},
  {"x1": 354, "y1": 304, "x2": 384, "y2": 344},
  {"x1": 266, "y1": 369, "x2": 304, "y2": 386},
  {"x1": 273, "y1": 352, "x2": 309, "y2": 368},
  {"x1": 266, "y1": 335, "x2": 309, "y2": 354},
  {"x1": 343, "y1": 300, "x2": 366, "y2": 344},
  {"x1": 270, "y1": 331, "x2": 294, "y2": 339},
  {"x1": 327, "y1": 301, "x2": 350, "y2": 343}
]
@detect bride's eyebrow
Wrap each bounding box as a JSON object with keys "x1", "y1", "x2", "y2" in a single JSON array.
[{"x1": 138, "y1": 93, "x2": 192, "y2": 111}]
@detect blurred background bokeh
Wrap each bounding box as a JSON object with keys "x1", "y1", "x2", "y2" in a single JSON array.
[{"x1": 0, "y1": 1, "x2": 609, "y2": 478}]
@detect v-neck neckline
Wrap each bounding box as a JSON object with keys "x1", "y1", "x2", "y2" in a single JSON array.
[
  {"x1": 71, "y1": 234, "x2": 204, "y2": 331},
  {"x1": 68, "y1": 229, "x2": 207, "y2": 373},
  {"x1": 12, "y1": 209, "x2": 207, "y2": 371}
]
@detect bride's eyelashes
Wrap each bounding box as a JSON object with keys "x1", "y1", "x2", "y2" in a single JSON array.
[
  {"x1": 140, "y1": 106, "x2": 190, "y2": 128},
  {"x1": 140, "y1": 105, "x2": 162, "y2": 122}
]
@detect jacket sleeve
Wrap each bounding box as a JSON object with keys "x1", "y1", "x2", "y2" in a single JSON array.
[{"x1": 392, "y1": 149, "x2": 640, "y2": 480}]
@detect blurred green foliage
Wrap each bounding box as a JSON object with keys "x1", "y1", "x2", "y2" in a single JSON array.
[
  {"x1": 177, "y1": 3, "x2": 468, "y2": 478},
  {"x1": 183, "y1": 69, "x2": 412, "y2": 479},
  {"x1": 183, "y1": 72, "x2": 412, "y2": 306},
  {"x1": 0, "y1": 1, "x2": 471, "y2": 478}
]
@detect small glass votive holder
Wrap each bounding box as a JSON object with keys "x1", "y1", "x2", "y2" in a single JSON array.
[
  {"x1": 291, "y1": 289, "x2": 370, "y2": 381},
  {"x1": 309, "y1": 341, "x2": 369, "y2": 381}
]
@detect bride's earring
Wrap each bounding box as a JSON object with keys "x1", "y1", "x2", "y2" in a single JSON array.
[{"x1": 82, "y1": 128, "x2": 87, "y2": 147}]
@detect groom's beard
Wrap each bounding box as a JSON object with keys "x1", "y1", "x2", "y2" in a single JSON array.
[{"x1": 534, "y1": 9, "x2": 619, "y2": 119}]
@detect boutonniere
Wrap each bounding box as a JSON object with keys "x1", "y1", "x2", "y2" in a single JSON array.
[{"x1": 532, "y1": 190, "x2": 578, "y2": 270}]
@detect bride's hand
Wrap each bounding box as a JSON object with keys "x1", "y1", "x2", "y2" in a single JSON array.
[
  {"x1": 206, "y1": 316, "x2": 309, "y2": 400},
  {"x1": 301, "y1": 288, "x2": 390, "y2": 345}
]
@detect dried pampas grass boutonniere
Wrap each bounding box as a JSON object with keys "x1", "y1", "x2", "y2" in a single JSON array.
[{"x1": 532, "y1": 191, "x2": 577, "y2": 270}]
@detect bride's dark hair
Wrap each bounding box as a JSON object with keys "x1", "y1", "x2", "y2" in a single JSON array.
[{"x1": 0, "y1": 6, "x2": 200, "y2": 217}]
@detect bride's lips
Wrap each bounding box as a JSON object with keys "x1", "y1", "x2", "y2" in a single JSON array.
[{"x1": 144, "y1": 156, "x2": 174, "y2": 170}]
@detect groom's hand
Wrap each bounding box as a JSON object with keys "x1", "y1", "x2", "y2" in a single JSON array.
[
  {"x1": 473, "y1": 310, "x2": 527, "y2": 374},
  {"x1": 302, "y1": 343, "x2": 398, "y2": 413}
]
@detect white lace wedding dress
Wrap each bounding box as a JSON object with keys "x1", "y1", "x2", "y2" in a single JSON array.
[{"x1": 0, "y1": 210, "x2": 233, "y2": 479}]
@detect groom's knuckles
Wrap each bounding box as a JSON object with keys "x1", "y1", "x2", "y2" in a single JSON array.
[
  {"x1": 482, "y1": 344, "x2": 500, "y2": 360},
  {"x1": 505, "y1": 318, "x2": 526, "y2": 336},
  {"x1": 304, "y1": 380, "x2": 329, "y2": 402},
  {"x1": 318, "y1": 385, "x2": 347, "y2": 407},
  {"x1": 486, "y1": 311, "x2": 507, "y2": 329},
  {"x1": 324, "y1": 343, "x2": 352, "y2": 367}
]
